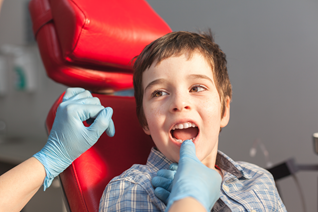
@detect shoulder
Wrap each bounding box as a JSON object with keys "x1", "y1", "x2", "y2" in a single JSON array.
[
  {"x1": 99, "y1": 148, "x2": 172, "y2": 211},
  {"x1": 103, "y1": 164, "x2": 155, "y2": 196},
  {"x1": 99, "y1": 164, "x2": 165, "y2": 212},
  {"x1": 233, "y1": 162, "x2": 286, "y2": 211}
]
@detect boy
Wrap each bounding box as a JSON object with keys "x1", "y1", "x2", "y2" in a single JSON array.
[{"x1": 99, "y1": 31, "x2": 286, "y2": 211}]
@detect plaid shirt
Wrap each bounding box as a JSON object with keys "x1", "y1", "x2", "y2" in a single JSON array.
[{"x1": 99, "y1": 148, "x2": 286, "y2": 212}]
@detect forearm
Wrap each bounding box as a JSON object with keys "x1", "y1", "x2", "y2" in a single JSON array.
[
  {"x1": 168, "y1": 197, "x2": 207, "y2": 212},
  {"x1": 0, "y1": 157, "x2": 46, "y2": 212}
]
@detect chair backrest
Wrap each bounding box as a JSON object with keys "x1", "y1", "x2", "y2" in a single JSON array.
[
  {"x1": 29, "y1": 0, "x2": 171, "y2": 211},
  {"x1": 46, "y1": 93, "x2": 154, "y2": 212},
  {"x1": 29, "y1": 0, "x2": 171, "y2": 93}
]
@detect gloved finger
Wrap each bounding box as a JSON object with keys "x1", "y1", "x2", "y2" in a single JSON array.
[
  {"x1": 69, "y1": 96, "x2": 101, "y2": 106},
  {"x1": 179, "y1": 139, "x2": 197, "y2": 159},
  {"x1": 157, "y1": 169, "x2": 176, "y2": 179},
  {"x1": 105, "y1": 118, "x2": 115, "y2": 137},
  {"x1": 63, "y1": 87, "x2": 86, "y2": 101},
  {"x1": 169, "y1": 163, "x2": 178, "y2": 171},
  {"x1": 154, "y1": 187, "x2": 170, "y2": 205},
  {"x1": 152, "y1": 176, "x2": 173, "y2": 189},
  {"x1": 64, "y1": 104, "x2": 104, "y2": 122},
  {"x1": 64, "y1": 90, "x2": 94, "y2": 103},
  {"x1": 90, "y1": 107, "x2": 115, "y2": 137}
]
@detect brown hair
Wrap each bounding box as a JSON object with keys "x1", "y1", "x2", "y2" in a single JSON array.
[{"x1": 133, "y1": 30, "x2": 232, "y2": 128}]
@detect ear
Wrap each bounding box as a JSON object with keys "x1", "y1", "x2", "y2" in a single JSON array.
[
  {"x1": 220, "y1": 96, "x2": 230, "y2": 128},
  {"x1": 143, "y1": 125, "x2": 151, "y2": 135}
]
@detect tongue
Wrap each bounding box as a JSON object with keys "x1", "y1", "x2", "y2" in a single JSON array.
[{"x1": 172, "y1": 127, "x2": 198, "y2": 141}]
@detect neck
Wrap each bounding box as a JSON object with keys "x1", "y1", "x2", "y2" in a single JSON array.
[
  {"x1": 201, "y1": 143, "x2": 218, "y2": 168},
  {"x1": 201, "y1": 144, "x2": 223, "y2": 178}
]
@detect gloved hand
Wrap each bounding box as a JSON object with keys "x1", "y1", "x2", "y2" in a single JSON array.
[
  {"x1": 164, "y1": 140, "x2": 222, "y2": 212},
  {"x1": 33, "y1": 88, "x2": 115, "y2": 190},
  {"x1": 152, "y1": 163, "x2": 178, "y2": 204}
]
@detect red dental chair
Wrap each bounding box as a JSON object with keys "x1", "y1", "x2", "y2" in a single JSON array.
[{"x1": 28, "y1": 0, "x2": 172, "y2": 211}]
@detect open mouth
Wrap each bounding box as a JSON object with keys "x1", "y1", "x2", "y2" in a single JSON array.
[{"x1": 170, "y1": 122, "x2": 199, "y2": 143}]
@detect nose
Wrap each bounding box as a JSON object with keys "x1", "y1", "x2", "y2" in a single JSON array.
[{"x1": 170, "y1": 93, "x2": 191, "y2": 112}]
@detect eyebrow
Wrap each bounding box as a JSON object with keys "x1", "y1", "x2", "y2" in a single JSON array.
[
  {"x1": 144, "y1": 74, "x2": 214, "y2": 92},
  {"x1": 144, "y1": 78, "x2": 166, "y2": 92},
  {"x1": 188, "y1": 74, "x2": 214, "y2": 84}
]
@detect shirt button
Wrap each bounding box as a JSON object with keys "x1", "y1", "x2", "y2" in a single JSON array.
[{"x1": 223, "y1": 185, "x2": 229, "y2": 192}]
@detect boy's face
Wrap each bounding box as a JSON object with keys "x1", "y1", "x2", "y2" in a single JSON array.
[{"x1": 142, "y1": 52, "x2": 230, "y2": 166}]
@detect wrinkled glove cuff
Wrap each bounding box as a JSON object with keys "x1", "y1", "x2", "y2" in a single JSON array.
[{"x1": 33, "y1": 152, "x2": 57, "y2": 191}]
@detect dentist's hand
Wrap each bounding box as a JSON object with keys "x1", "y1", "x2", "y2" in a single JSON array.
[
  {"x1": 154, "y1": 140, "x2": 222, "y2": 212},
  {"x1": 33, "y1": 88, "x2": 115, "y2": 190},
  {"x1": 152, "y1": 163, "x2": 178, "y2": 204}
]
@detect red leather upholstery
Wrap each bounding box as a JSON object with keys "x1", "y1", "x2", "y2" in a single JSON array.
[
  {"x1": 29, "y1": 0, "x2": 171, "y2": 92},
  {"x1": 29, "y1": 0, "x2": 171, "y2": 211},
  {"x1": 46, "y1": 93, "x2": 154, "y2": 212}
]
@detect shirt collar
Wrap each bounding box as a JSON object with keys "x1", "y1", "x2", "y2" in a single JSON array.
[
  {"x1": 216, "y1": 150, "x2": 252, "y2": 180},
  {"x1": 146, "y1": 147, "x2": 174, "y2": 172}
]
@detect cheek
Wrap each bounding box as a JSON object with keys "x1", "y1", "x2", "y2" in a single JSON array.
[
  {"x1": 201, "y1": 100, "x2": 222, "y2": 123},
  {"x1": 143, "y1": 102, "x2": 164, "y2": 130},
  {"x1": 196, "y1": 98, "x2": 221, "y2": 148}
]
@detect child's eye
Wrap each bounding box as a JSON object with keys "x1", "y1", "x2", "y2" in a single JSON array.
[
  {"x1": 152, "y1": 90, "x2": 168, "y2": 97},
  {"x1": 190, "y1": 85, "x2": 207, "y2": 92}
]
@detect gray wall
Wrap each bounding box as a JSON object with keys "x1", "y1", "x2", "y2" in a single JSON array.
[
  {"x1": 0, "y1": 1, "x2": 67, "y2": 211},
  {"x1": 0, "y1": 0, "x2": 67, "y2": 141},
  {"x1": 0, "y1": 0, "x2": 318, "y2": 211}
]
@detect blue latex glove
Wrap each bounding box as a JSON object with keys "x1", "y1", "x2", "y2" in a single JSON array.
[
  {"x1": 33, "y1": 88, "x2": 115, "y2": 190},
  {"x1": 165, "y1": 140, "x2": 222, "y2": 212},
  {"x1": 152, "y1": 163, "x2": 178, "y2": 204}
]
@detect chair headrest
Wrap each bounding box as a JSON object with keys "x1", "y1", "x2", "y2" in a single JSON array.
[{"x1": 29, "y1": 0, "x2": 171, "y2": 92}]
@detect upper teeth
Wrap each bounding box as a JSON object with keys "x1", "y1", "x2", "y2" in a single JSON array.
[{"x1": 172, "y1": 122, "x2": 197, "y2": 130}]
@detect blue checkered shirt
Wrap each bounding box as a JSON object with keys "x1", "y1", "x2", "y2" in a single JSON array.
[{"x1": 99, "y1": 148, "x2": 287, "y2": 211}]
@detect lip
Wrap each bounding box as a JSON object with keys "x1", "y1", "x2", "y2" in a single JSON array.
[{"x1": 169, "y1": 119, "x2": 200, "y2": 146}]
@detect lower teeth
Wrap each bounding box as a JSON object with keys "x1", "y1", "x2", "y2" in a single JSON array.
[{"x1": 175, "y1": 137, "x2": 196, "y2": 143}]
